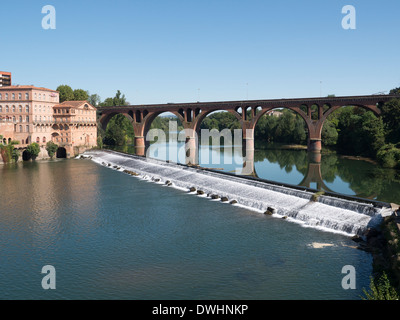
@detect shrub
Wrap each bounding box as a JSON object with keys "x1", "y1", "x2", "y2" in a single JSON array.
[
  {"x1": 377, "y1": 144, "x2": 400, "y2": 169},
  {"x1": 26, "y1": 142, "x2": 41, "y2": 159},
  {"x1": 46, "y1": 141, "x2": 58, "y2": 159},
  {"x1": 362, "y1": 272, "x2": 399, "y2": 300}
]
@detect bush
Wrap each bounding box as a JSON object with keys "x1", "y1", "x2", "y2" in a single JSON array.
[
  {"x1": 46, "y1": 141, "x2": 58, "y2": 159},
  {"x1": 377, "y1": 144, "x2": 400, "y2": 169},
  {"x1": 362, "y1": 272, "x2": 399, "y2": 300},
  {"x1": 26, "y1": 142, "x2": 41, "y2": 159}
]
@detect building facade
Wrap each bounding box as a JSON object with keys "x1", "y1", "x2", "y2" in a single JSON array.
[
  {"x1": 0, "y1": 85, "x2": 97, "y2": 158},
  {"x1": 0, "y1": 71, "x2": 12, "y2": 87},
  {"x1": 52, "y1": 101, "x2": 98, "y2": 156}
]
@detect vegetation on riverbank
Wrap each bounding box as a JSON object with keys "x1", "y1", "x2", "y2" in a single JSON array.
[{"x1": 361, "y1": 213, "x2": 400, "y2": 299}]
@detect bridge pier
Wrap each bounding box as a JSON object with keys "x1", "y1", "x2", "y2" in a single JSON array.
[
  {"x1": 185, "y1": 136, "x2": 198, "y2": 165},
  {"x1": 308, "y1": 138, "x2": 322, "y2": 153},
  {"x1": 134, "y1": 136, "x2": 146, "y2": 156},
  {"x1": 240, "y1": 129, "x2": 256, "y2": 175}
]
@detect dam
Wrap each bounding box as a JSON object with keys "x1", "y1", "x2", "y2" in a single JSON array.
[{"x1": 83, "y1": 149, "x2": 393, "y2": 236}]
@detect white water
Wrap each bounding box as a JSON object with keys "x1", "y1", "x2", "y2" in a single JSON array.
[{"x1": 82, "y1": 150, "x2": 392, "y2": 236}]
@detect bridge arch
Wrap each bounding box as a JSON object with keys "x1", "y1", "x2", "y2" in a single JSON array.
[
  {"x1": 142, "y1": 110, "x2": 185, "y2": 139},
  {"x1": 192, "y1": 109, "x2": 242, "y2": 134},
  {"x1": 99, "y1": 112, "x2": 133, "y2": 132}
]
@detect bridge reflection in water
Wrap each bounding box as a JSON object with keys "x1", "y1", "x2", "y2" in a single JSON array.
[{"x1": 236, "y1": 147, "x2": 379, "y2": 200}]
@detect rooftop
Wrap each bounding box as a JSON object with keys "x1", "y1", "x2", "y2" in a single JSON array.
[{"x1": 0, "y1": 85, "x2": 58, "y2": 92}]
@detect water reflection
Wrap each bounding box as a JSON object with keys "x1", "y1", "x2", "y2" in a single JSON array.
[{"x1": 107, "y1": 143, "x2": 400, "y2": 204}]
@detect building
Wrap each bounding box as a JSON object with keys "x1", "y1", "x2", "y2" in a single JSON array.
[
  {"x1": 0, "y1": 85, "x2": 59, "y2": 147},
  {"x1": 0, "y1": 71, "x2": 12, "y2": 87},
  {"x1": 51, "y1": 101, "x2": 97, "y2": 157},
  {"x1": 0, "y1": 85, "x2": 97, "y2": 158}
]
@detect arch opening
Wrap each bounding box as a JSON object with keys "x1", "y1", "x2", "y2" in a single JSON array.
[
  {"x1": 101, "y1": 113, "x2": 134, "y2": 147},
  {"x1": 145, "y1": 111, "x2": 184, "y2": 162},
  {"x1": 56, "y1": 147, "x2": 67, "y2": 158},
  {"x1": 253, "y1": 107, "x2": 309, "y2": 149}
]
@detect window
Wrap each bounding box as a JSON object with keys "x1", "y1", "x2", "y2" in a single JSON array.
[
  {"x1": 12, "y1": 93, "x2": 15, "y2": 100},
  {"x1": 19, "y1": 125, "x2": 23, "y2": 132},
  {"x1": 26, "y1": 116, "x2": 29, "y2": 122},
  {"x1": 0, "y1": 106, "x2": 2, "y2": 112},
  {"x1": 12, "y1": 116, "x2": 16, "y2": 122},
  {"x1": 26, "y1": 125, "x2": 29, "y2": 132},
  {"x1": 6, "y1": 106, "x2": 9, "y2": 112},
  {"x1": 26, "y1": 105, "x2": 29, "y2": 112},
  {"x1": 12, "y1": 105, "x2": 16, "y2": 112},
  {"x1": 25, "y1": 93, "x2": 29, "y2": 100},
  {"x1": 5, "y1": 93, "x2": 8, "y2": 99},
  {"x1": 19, "y1": 116, "x2": 22, "y2": 122},
  {"x1": 36, "y1": 137, "x2": 40, "y2": 143},
  {"x1": 19, "y1": 105, "x2": 22, "y2": 112},
  {"x1": 43, "y1": 137, "x2": 46, "y2": 143},
  {"x1": 18, "y1": 93, "x2": 22, "y2": 100}
]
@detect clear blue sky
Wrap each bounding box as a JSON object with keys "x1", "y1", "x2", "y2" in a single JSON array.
[{"x1": 2, "y1": 0, "x2": 399, "y2": 104}]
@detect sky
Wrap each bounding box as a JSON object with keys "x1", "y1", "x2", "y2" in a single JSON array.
[{"x1": 1, "y1": 0, "x2": 399, "y2": 105}]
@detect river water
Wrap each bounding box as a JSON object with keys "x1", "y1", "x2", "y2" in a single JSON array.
[{"x1": 0, "y1": 147, "x2": 377, "y2": 300}]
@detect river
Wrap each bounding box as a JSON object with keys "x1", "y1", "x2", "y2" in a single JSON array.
[{"x1": 0, "y1": 145, "x2": 378, "y2": 299}]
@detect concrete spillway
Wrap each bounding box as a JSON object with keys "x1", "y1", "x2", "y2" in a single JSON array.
[{"x1": 82, "y1": 149, "x2": 393, "y2": 236}]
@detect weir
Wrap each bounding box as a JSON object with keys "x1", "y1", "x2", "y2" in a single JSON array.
[{"x1": 82, "y1": 149, "x2": 393, "y2": 236}]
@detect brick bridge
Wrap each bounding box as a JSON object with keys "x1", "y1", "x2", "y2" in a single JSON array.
[{"x1": 98, "y1": 94, "x2": 396, "y2": 160}]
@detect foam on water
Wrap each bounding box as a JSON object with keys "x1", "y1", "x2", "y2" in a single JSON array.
[{"x1": 82, "y1": 150, "x2": 391, "y2": 236}]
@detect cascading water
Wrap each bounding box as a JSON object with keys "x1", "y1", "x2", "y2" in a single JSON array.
[{"x1": 81, "y1": 149, "x2": 392, "y2": 236}]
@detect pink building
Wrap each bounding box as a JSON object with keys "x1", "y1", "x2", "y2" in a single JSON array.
[
  {"x1": 52, "y1": 101, "x2": 98, "y2": 157},
  {"x1": 0, "y1": 85, "x2": 97, "y2": 159},
  {"x1": 0, "y1": 85, "x2": 59, "y2": 147}
]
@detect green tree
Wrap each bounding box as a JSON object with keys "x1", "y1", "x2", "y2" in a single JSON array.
[
  {"x1": 57, "y1": 85, "x2": 74, "y2": 103},
  {"x1": 26, "y1": 142, "x2": 41, "y2": 160},
  {"x1": 46, "y1": 141, "x2": 58, "y2": 159},
  {"x1": 362, "y1": 272, "x2": 399, "y2": 300},
  {"x1": 389, "y1": 87, "x2": 400, "y2": 95},
  {"x1": 322, "y1": 119, "x2": 339, "y2": 146},
  {"x1": 381, "y1": 98, "x2": 400, "y2": 144},
  {"x1": 73, "y1": 89, "x2": 89, "y2": 101},
  {"x1": 88, "y1": 94, "x2": 101, "y2": 107},
  {"x1": 100, "y1": 90, "x2": 134, "y2": 146}
]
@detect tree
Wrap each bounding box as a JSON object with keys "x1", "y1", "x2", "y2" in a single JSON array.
[
  {"x1": 46, "y1": 141, "x2": 58, "y2": 159},
  {"x1": 26, "y1": 142, "x2": 41, "y2": 160},
  {"x1": 88, "y1": 94, "x2": 101, "y2": 107},
  {"x1": 57, "y1": 85, "x2": 74, "y2": 103},
  {"x1": 389, "y1": 87, "x2": 400, "y2": 95},
  {"x1": 73, "y1": 89, "x2": 89, "y2": 101},
  {"x1": 100, "y1": 90, "x2": 134, "y2": 146},
  {"x1": 381, "y1": 98, "x2": 400, "y2": 144},
  {"x1": 362, "y1": 272, "x2": 399, "y2": 300}
]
